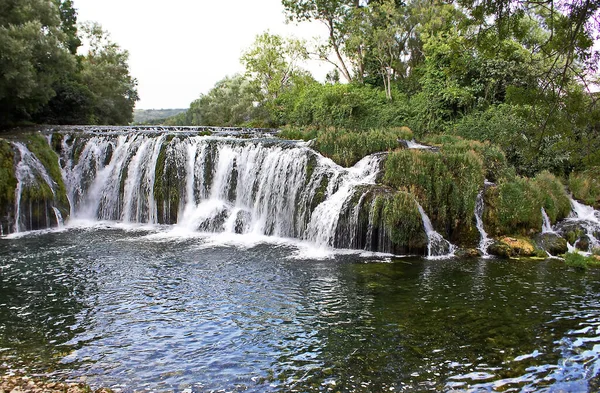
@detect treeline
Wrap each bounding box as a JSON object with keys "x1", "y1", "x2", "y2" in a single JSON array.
[
  {"x1": 0, "y1": 0, "x2": 138, "y2": 127},
  {"x1": 169, "y1": 0, "x2": 600, "y2": 177}
]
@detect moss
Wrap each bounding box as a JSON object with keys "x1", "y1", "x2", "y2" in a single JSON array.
[
  {"x1": 24, "y1": 133, "x2": 69, "y2": 212},
  {"x1": 383, "y1": 148, "x2": 484, "y2": 244},
  {"x1": 309, "y1": 175, "x2": 330, "y2": 213},
  {"x1": 488, "y1": 236, "x2": 536, "y2": 258},
  {"x1": 569, "y1": 167, "x2": 600, "y2": 208},
  {"x1": 0, "y1": 139, "x2": 17, "y2": 204}
]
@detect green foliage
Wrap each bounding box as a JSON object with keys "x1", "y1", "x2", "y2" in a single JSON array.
[
  {"x1": 383, "y1": 148, "x2": 484, "y2": 239},
  {"x1": 564, "y1": 252, "x2": 600, "y2": 270},
  {"x1": 277, "y1": 126, "x2": 319, "y2": 141},
  {"x1": 532, "y1": 171, "x2": 570, "y2": 223},
  {"x1": 24, "y1": 133, "x2": 69, "y2": 209},
  {"x1": 377, "y1": 191, "x2": 426, "y2": 249},
  {"x1": 0, "y1": 0, "x2": 75, "y2": 125},
  {"x1": 166, "y1": 75, "x2": 264, "y2": 127},
  {"x1": 275, "y1": 82, "x2": 411, "y2": 130},
  {"x1": 569, "y1": 168, "x2": 600, "y2": 208},
  {"x1": 486, "y1": 177, "x2": 541, "y2": 236},
  {"x1": 313, "y1": 127, "x2": 412, "y2": 167},
  {"x1": 0, "y1": 139, "x2": 17, "y2": 204},
  {"x1": 422, "y1": 134, "x2": 511, "y2": 182}
]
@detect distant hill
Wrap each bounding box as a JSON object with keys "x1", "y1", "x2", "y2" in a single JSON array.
[{"x1": 133, "y1": 109, "x2": 187, "y2": 124}]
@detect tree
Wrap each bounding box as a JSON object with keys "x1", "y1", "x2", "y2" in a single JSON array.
[
  {"x1": 0, "y1": 0, "x2": 75, "y2": 126},
  {"x1": 78, "y1": 22, "x2": 139, "y2": 125},
  {"x1": 241, "y1": 32, "x2": 309, "y2": 101},
  {"x1": 282, "y1": 0, "x2": 363, "y2": 82}
]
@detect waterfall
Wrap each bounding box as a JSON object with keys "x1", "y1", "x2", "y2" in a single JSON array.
[
  {"x1": 541, "y1": 208, "x2": 554, "y2": 233},
  {"x1": 415, "y1": 202, "x2": 456, "y2": 259},
  {"x1": 475, "y1": 190, "x2": 493, "y2": 256},
  {"x1": 12, "y1": 142, "x2": 60, "y2": 232},
  {"x1": 59, "y1": 133, "x2": 385, "y2": 250},
  {"x1": 52, "y1": 207, "x2": 64, "y2": 228},
  {"x1": 565, "y1": 198, "x2": 600, "y2": 251}
]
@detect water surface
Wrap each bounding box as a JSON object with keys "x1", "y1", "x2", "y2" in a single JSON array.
[{"x1": 1, "y1": 227, "x2": 600, "y2": 392}]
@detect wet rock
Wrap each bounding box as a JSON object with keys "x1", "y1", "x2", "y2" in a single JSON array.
[
  {"x1": 488, "y1": 237, "x2": 536, "y2": 258},
  {"x1": 0, "y1": 373, "x2": 112, "y2": 393},
  {"x1": 533, "y1": 233, "x2": 568, "y2": 255},
  {"x1": 455, "y1": 248, "x2": 480, "y2": 258}
]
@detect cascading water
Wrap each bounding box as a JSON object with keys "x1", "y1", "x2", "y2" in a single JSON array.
[
  {"x1": 541, "y1": 208, "x2": 554, "y2": 233},
  {"x1": 475, "y1": 190, "x2": 493, "y2": 256},
  {"x1": 416, "y1": 202, "x2": 456, "y2": 259},
  {"x1": 59, "y1": 132, "x2": 385, "y2": 251},
  {"x1": 12, "y1": 142, "x2": 62, "y2": 232},
  {"x1": 564, "y1": 198, "x2": 600, "y2": 251}
]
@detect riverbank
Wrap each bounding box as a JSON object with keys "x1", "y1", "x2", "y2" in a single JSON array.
[{"x1": 0, "y1": 373, "x2": 113, "y2": 393}]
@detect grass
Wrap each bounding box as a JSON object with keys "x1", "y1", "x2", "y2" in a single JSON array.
[
  {"x1": 569, "y1": 167, "x2": 600, "y2": 208},
  {"x1": 565, "y1": 252, "x2": 600, "y2": 270}
]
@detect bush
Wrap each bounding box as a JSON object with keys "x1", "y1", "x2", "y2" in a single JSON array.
[
  {"x1": 383, "y1": 148, "x2": 484, "y2": 240},
  {"x1": 422, "y1": 134, "x2": 511, "y2": 182},
  {"x1": 565, "y1": 252, "x2": 600, "y2": 270},
  {"x1": 569, "y1": 167, "x2": 600, "y2": 208},
  {"x1": 532, "y1": 171, "x2": 570, "y2": 223},
  {"x1": 313, "y1": 127, "x2": 413, "y2": 167}
]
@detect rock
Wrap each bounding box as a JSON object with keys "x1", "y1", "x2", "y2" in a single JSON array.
[
  {"x1": 533, "y1": 233, "x2": 568, "y2": 255},
  {"x1": 488, "y1": 236, "x2": 536, "y2": 258},
  {"x1": 455, "y1": 248, "x2": 480, "y2": 258}
]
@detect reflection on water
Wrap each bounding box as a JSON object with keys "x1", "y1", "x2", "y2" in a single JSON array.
[{"x1": 1, "y1": 227, "x2": 600, "y2": 392}]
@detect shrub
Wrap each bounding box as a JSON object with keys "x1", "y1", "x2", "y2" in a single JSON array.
[
  {"x1": 313, "y1": 127, "x2": 412, "y2": 167},
  {"x1": 383, "y1": 148, "x2": 484, "y2": 239},
  {"x1": 569, "y1": 167, "x2": 600, "y2": 208}
]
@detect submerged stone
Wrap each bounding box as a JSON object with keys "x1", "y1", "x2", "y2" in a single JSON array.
[{"x1": 533, "y1": 233, "x2": 568, "y2": 255}]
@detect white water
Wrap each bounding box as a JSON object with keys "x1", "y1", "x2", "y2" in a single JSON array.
[
  {"x1": 12, "y1": 142, "x2": 59, "y2": 232},
  {"x1": 52, "y1": 207, "x2": 64, "y2": 228},
  {"x1": 405, "y1": 140, "x2": 432, "y2": 149},
  {"x1": 60, "y1": 134, "x2": 384, "y2": 251},
  {"x1": 541, "y1": 208, "x2": 555, "y2": 233},
  {"x1": 566, "y1": 198, "x2": 600, "y2": 251},
  {"x1": 475, "y1": 190, "x2": 493, "y2": 257},
  {"x1": 416, "y1": 202, "x2": 456, "y2": 259}
]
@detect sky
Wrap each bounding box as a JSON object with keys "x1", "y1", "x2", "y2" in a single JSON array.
[{"x1": 74, "y1": 0, "x2": 331, "y2": 109}]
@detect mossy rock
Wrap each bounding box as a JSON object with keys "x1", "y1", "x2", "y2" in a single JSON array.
[
  {"x1": 488, "y1": 237, "x2": 536, "y2": 258},
  {"x1": 455, "y1": 248, "x2": 481, "y2": 258},
  {"x1": 533, "y1": 233, "x2": 568, "y2": 255}
]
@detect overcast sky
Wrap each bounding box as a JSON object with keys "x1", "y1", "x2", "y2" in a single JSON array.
[{"x1": 74, "y1": 0, "x2": 330, "y2": 109}]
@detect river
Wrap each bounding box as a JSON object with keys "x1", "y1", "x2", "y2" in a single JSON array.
[{"x1": 1, "y1": 225, "x2": 600, "y2": 392}]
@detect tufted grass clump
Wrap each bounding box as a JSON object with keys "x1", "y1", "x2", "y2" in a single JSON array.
[
  {"x1": 376, "y1": 190, "x2": 426, "y2": 251},
  {"x1": 278, "y1": 126, "x2": 319, "y2": 141},
  {"x1": 565, "y1": 252, "x2": 600, "y2": 270},
  {"x1": 484, "y1": 171, "x2": 570, "y2": 236},
  {"x1": 312, "y1": 127, "x2": 413, "y2": 167},
  {"x1": 383, "y1": 148, "x2": 484, "y2": 240},
  {"x1": 422, "y1": 134, "x2": 511, "y2": 183},
  {"x1": 569, "y1": 167, "x2": 600, "y2": 208},
  {"x1": 532, "y1": 171, "x2": 571, "y2": 223}
]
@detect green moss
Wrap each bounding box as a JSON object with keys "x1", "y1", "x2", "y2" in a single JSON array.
[
  {"x1": 24, "y1": 133, "x2": 69, "y2": 211},
  {"x1": 383, "y1": 148, "x2": 484, "y2": 242},
  {"x1": 0, "y1": 139, "x2": 17, "y2": 204},
  {"x1": 569, "y1": 167, "x2": 600, "y2": 208}
]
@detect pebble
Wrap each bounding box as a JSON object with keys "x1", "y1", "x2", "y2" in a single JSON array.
[{"x1": 0, "y1": 374, "x2": 113, "y2": 393}]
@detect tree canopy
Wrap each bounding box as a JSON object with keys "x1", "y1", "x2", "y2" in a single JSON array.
[{"x1": 0, "y1": 0, "x2": 138, "y2": 127}]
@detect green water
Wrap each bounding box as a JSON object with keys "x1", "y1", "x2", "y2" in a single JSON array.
[{"x1": 1, "y1": 226, "x2": 600, "y2": 392}]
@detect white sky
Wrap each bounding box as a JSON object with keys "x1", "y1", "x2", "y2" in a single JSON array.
[{"x1": 74, "y1": 0, "x2": 331, "y2": 109}]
